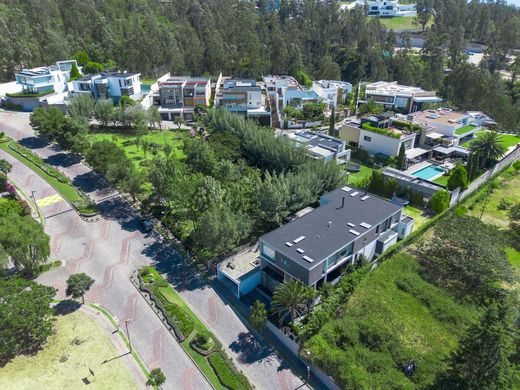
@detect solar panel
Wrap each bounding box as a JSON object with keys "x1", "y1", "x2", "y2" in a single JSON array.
[{"x1": 302, "y1": 255, "x2": 314, "y2": 263}]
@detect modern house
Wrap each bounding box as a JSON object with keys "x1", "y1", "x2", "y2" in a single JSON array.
[
  {"x1": 15, "y1": 60, "x2": 78, "y2": 95},
  {"x1": 365, "y1": 0, "x2": 417, "y2": 17},
  {"x1": 72, "y1": 71, "x2": 142, "y2": 104},
  {"x1": 361, "y1": 81, "x2": 441, "y2": 113},
  {"x1": 408, "y1": 109, "x2": 480, "y2": 146},
  {"x1": 282, "y1": 131, "x2": 351, "y2": 164},
  {"x1": 215, "y1": 79, "x2": 271, "y2": 126},
  {"x1": 312, "y1": 80, "x2": 352, "y2": 109},
  {"x1": 152, "y1": 76, "x2": 211, "y2": 121},
  {"x1": 282, "y1": 89, "x2": 321, "y2": 111},
  {"x1": 339, "y1": 114, "x2": 419, "y2": 158},
  {"x1": 258, "y1": 187, "x2": 414, "y2": 290}
]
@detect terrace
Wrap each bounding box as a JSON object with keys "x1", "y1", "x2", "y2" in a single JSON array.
[{"x1": 454, "y1": 124, "x2": 479, "y2": 136}]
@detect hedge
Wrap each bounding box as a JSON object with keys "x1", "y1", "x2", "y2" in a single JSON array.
[
  {"x1": 208, "y1": 353, "x2": 251, "y2": 390},
  {"x1": 361, "y1": 122, "x2": 400, "y2": 139},
  {"x1": 6, "y1": 89, "x2": 55, "y2": 98}
]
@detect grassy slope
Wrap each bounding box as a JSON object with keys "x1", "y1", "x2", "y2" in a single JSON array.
[
  {"x1": 460, "y1": 130, "x2": 520, "y2": 149},
  {"x1": 347, "y1": 162, "x2": 375, "y2": 187},
  {"x1": 305, "y1": 254, "x2": 478, "y2": 388},
  {"x1": 87, "y1": 130, "x2": 188, "y2": 173},
  {"x1": 377, "y1": 16, "x2": 429, "y2": 31},
  {"x1": 467, "y1": 170, "x2": 520, "y2": 228},
  {"x1": 403, "y1": 205, "x2": 430, "y2": 230},
  {"x1": 0, "y1": 311, "x2": 138, "y2": 389}
]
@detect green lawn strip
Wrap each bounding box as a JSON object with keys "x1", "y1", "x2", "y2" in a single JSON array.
[
  {"x1": 376, "y1": 16, "x2": 429, "y2": 31},
  {"x1": 208, "y1": 353, "x2": 251, "y2": 390},
  {"x1": 141, "y1": 79, "x2": 157, "y2": 84},
  {"x1": 88, "y1": 303, "x2": 152, "y2": 383},
  {"x1": 139, "y1": 266, "x2": 251, "y2": 390},
  {"x1": 403, "y1": 205, "x2": 430, "y2": 230},
  {"x1": 433, "y1": 174, "x2": 449, "y2": 186},
  {"x1": 505, "y1": 247, "x2": 520, "y2": 278},
  {"x1": 461, "y1": 130, "x2": 520, "y2": 149},
  {"x1": 0, "y1": 141, "x2": 83, "y2": 203},
  {"x1": 454, "y1": 124, "x2": 478, "y2": 136},
  {"x1": 347, "y1": 161, "x2": 375, "y2": 186}
]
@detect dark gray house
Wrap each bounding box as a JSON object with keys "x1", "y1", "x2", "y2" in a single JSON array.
[{"x1": 259, "y1": 186, "x2": 414, "y2": 291}]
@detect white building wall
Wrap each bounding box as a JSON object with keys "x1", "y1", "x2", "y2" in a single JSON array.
[{"x1": 359, "y1": 129, "x2": 402, "y2": 156}]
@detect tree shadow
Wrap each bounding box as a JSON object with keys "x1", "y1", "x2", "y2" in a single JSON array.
[
  {"x1": 44, "y1": 153, "x2": 82, "y2": 168},
  {"x1": 229, "y1": 332, "x2": 273, "y2": 364},
  {"x1": 53, "y1": 299, "x2": 81, "y2": 316},
  {"x1": 72, "y1": 171, "x2": 111, "y2": 194},
  {"x1": 97, "y1": 197, "x2": 149, "y2": 233},
  {"x1": 18, "y1": 136, "x2": 48, "y2": 149}
]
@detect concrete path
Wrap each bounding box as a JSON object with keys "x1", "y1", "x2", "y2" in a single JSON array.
[{"x1": 0, "y1": 110, "x2": 310, "y2": 390}]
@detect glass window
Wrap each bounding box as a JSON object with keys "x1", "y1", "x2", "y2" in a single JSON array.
[
  {"x1": 364, "y1": 136, "x2": 372, "y2": 142},
  {"x1": 260, "y1": 243, "x2": 275, "y2": 261}
]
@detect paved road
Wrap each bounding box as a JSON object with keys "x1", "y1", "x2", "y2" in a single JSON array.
[{"x1": 0, "y1": 111, "x2": 310, "y2": 390}]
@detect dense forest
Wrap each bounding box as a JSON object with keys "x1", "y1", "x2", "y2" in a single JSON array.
[{"x1": 3, "y1": 0, "x2": 520, "y2": 128}]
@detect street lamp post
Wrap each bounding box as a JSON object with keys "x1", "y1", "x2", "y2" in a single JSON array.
[{"x1": 125, "y1": 319, "x2": 132, "y2": 353}]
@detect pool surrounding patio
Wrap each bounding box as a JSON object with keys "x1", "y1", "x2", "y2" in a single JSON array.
[{"x1": 410, "y1": 164, "x2": 446, "y2": 181}]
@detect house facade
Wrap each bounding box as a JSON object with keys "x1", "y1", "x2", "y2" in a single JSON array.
[
  {"x1": 72, "y1": 71, "x2": 141, "y2": 104},
  {"x1": 312, "y1": 80, "x2": 352, "y2": 109},
  {"x1": 365, "y1": 0, "x2": 416, "y2": 17},
  {"x1": 283, "y1": 131, "x2": 351, "y2": 163},
  {"x1": 15, "y1": 60, "x2": 78, "y2": 95},
  {"x1": 362, "y1": 81, "x2": 441, "y2": 113},
  {"x1": 258, "y1": 187, "x2": 414, "y2": 290}
]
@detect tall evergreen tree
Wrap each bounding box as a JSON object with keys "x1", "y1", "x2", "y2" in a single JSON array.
[
  {"x1": 329, "y1": 106, "x2": 335, "y2": 136},
  {"x1": 397, "y1": 143, "x2": 406, "y2": 170}
]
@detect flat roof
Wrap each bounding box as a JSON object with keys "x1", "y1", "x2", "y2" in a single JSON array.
[
  {"x1": 260, "y1": 187, "x2": 402, "y2": 270},
  {"x1": 409, "y1": 109, "x2": 467, "y2": 125},
  {"x1": 218, "y1": 244, "x2": 260, "y2": 282},
  {"x1": 366, "y1": 81, "x2": 437, "y2": 97}
]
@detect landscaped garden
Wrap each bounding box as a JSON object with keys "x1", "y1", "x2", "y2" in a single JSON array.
[
  {"x1": 0, "y1": 310, "x2": 139, "y2": 389},
  {"x1": 377, "y1": 16, "x2": 430, "y2": 31},
  {"x1": 346, "y1": 160, "x2": 375, "y2": 187},
  {"x1": 138, "y1": 266, "x2": 251, "y2": 390},
  {"x1": 460, "y1": 130, "x2": 520, "y2": 150}
]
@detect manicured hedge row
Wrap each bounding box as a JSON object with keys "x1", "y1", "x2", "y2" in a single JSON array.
[{"x1": 208, "y1": 352, "x2": 250, "y2": 390}]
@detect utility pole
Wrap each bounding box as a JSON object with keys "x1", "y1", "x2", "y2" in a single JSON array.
[{"x1": 125, "y1": 319, "x2": 132, "y2": 353}]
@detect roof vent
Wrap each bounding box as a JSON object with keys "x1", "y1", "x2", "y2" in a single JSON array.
[
  {"x1": 350, "y1": 191, "x2": 359, "y2": 197},
  {"x1": 285, "y1": 242, "x2": 293, "y2": 247},
  {"x1": 341, "y1": 186, "x2": 352, "y2": 192},
  {"x1": 296, "y1": 248, "x2": 305, "y2": 254},
  {"x1": 328, "y1": 221, "x2": 332, "y2": 227},
  {"x1": 360, "y1": 222, "x2": 372, "y2": 229},
  {"x1": 361, "y1": 195, "x2": 370, "y2": 201},
  {"x1": 349, "y1": 229, "x2": 360, "y2": 236},
  {"x1": 293, "y1": 236, "x2": 306, "y2": 243},
  {"x1": 347, "y1": 222, "x2": 355, "y2": 227},
  {"x1": 302, "y1": 255, "x2": 314, "y2": 263}
]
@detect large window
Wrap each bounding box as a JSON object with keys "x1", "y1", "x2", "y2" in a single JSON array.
[
  {"x1": 260, "y1": 243, "x2": 275, "y2": 262},
  {"x1": 323, "y1": 242, "x2": 353, "y2": 273}
]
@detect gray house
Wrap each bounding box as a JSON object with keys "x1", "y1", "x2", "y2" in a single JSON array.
[{"x1": 258, "y1": 187, "x2": 414, "y2": 291}]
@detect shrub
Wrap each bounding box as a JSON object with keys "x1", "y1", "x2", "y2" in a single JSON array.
[
  {"x1": 430, "y1": 189, "x2": 450, "y2": 214},
  {"x1": 0, "y1": 198, "x2": 24, "y2": 217},
  {"x1": 208, "y1": 352, "x2": 251, "y2": 390},
  {"x1": 164, "y1": 303, "x2": 194, "y2": 338}
]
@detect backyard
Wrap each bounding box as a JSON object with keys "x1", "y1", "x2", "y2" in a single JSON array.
[
  {"x1": 346, "y1": 161, "x2": 375, "y2": 187},
  {"x1": 0, "y1": 311, "x2": 139, "y2": 389},
  {"x1": 403, "y1": 205, "x2": 430, "y2": 230},
  {"x1": 87, "y1": 129, "x2": 189, "y2": 173},
  {"x1": 460, "y1": 130, "x2": 520, "y2": 150},
  {"x1": 377, "y1": 16, "x2": 429, "y2": 31}
]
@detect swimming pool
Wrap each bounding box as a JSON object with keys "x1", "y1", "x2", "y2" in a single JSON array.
[{"x1": 411, "y1": 164, "x2": 445, "y2": 180}]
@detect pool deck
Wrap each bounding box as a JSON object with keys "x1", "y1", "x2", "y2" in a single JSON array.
[{"x1": 405, "y1": 160, "x2": 450, "y2": 181}]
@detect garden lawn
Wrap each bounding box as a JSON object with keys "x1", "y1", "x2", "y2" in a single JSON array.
[
  {"x1": 403, "y1": 205, "x2": 430, "y2": 230},
  {"x1": 505, "y1": 247, "x2": 520, "y2": 278},
  {"x1": 87, "y1": 130, "x2": 188, "y2": 173},
  {"x1": 304, "y1": 254, "x2": 479, "y2": 389},
  {"x1": 0, "y1": 311, "x2": 138, "y2": 389},
  {"x1": 377, "y1": 16, "x2": 429, "y2": 31},
  {"x1": 433, "y1": 174, "x2": 449, "y2": 186},
  {"x1": 466, "y1": 168, "x2": 520, "y2": 228},
  {"x1": 0, "y1": 141, "x2": 83, "y2": 204},
  {"x1": 347, "y1": 161, "x2": 375, "y2": 187},
  {"x1": 461, "y1": 130, "x2": 520, "y2": 149}
]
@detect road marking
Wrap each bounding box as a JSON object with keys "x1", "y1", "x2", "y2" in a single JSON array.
[{"x1": 36, "y1": 194, "x2": 63, "y2": 208}]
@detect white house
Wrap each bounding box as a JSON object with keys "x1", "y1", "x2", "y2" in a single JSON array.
[
  {"x1": 365, "y1": 0, "x2": 416, "y2": 17},
  {"x1": 72, "y1": 71, "x2": 142, "y2": 104},
  {"x1": 15, "y1": 60, "x2": 78, "y2": 95},
  {"x1": 312, "y1": 80, "x2": 352, "y2": 109}
]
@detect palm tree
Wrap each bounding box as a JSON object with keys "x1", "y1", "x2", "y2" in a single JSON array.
[
  {"x1": 469, "y1": 131, "x2": 507, "y2": 168},
  {"x1": 271, "y1": 280, "x2": 308, "y2": 325}
]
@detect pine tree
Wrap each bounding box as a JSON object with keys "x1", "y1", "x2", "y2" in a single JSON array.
[
  {"x1": 397, "y1": 143, "x2": 406, "y2": 170},
  {"x1": 329, "y1": 106, "x2": 335, "y2": 136},
  {"x1": 69, "y1": 62, "x2": 81, "y2": 80}
]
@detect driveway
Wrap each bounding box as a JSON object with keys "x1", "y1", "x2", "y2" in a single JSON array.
[{"x1": 0, "y1": 111, "x2": 310, "y2": 390}]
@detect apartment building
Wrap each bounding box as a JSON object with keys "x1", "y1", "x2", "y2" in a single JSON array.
[
  {"x1": 154, "y1": 76, "x2": 211, "y2": 121},
  {"x1": 258, "y1": 187, "x2": 414, "y2": 290},
  {"x1": 72, "y1": 71, "x2": 142, "y2": 104},
  {"x1": 362, "y1": 81, "x2": 441, "y2": 113},
  {"x1": 15, "y1": 60, "x2": 78, "y2": 95},
  {"x1": 312, "y1": 80, "x2": 352, "y2": 109}
]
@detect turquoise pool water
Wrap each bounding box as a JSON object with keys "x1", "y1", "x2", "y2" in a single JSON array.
[
  {"x1": 411, "y1": 165, "x2": 445, "y2": 180},
  {"x1": 141, "y1": 84, "x2": 151, "y2": 93}
]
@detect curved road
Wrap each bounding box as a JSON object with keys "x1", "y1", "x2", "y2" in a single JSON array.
[{"x1": 0, "y1": 111, "x2": 310, "y2": 390}]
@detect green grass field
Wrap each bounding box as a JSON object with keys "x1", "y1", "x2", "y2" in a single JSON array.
[
  {"x1": 377, "y1": 16, "x2": 429, "y2": 31},
  {"x1": 0, "y1": 311, "x2": 138, "y2": 389},
  {"x1": 505, "y1": 247, "x2": 520, "y2": 278},
  {"x1": 404, "y1": 205, "x2": 430, "y2": 230},
  {"x1": 460, "y1": 130, "x2": 520, "y2": 150},
  {"x1": 467, "y1": 169, "x2": 520, "y2": 228},
  {"x1": 433, "y1": 174, "x2": 449, "y2": 186},
  {"x1": 87, "y1": 130, "x2": 188, "y2": 173},
  {"x1": 347, "y1": 161, "x2": 375, "y2": 187}
]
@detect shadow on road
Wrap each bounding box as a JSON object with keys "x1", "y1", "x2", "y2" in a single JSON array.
[
  {"x1": 229, "y1": 332, "x2": 273, "y2": 364},
  {"x1": 45, "y1": 152, "x2": 82, "y2": 168},
  {"x1": 18, "y1": 136, "x2": 48, "y2": 149},
  {"x1": 72, "y1": 171, "x2": 111, "y2": 194},
  {"x1": 54, "y1": 299, "x2": 82, "y2": 315}
]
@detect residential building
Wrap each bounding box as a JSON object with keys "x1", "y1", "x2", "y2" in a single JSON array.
[
  {"x1": 312, "y1": 80, "x2": 352, "y2": 109},
  {"x1": 153, "y1": 76, "x2": 211, "y2": 121},
  {"x1": 365, "y1": 0, "x2": 416, "y2": 17},
  {"x1": 283, "y1": 89, "x2": 321, "y2": 110},
  {"x1": 72, "y1": 71, "x2": 142, "y2": 104},
  {"x1": 216, "y1": 79, "x2": 271, "y2": 126},
  {"x1": 339, "y1": 114, "x2": 419, "y2": 158},
  {"x1": 408, "y1": 109, "x2": 480, "y2": 146},
  {"x1": 361, "y1": 81, "x2": 441, "y2": 113},
  {"x1": 258, "y1": 187, "x2": 414, "y2": 290},
  {"x1": 15, "y1": 60, "x2": 78, "y2": 95},
  {"x1": 283, "y1": 131, "x2": 351, "y2": 164}
]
